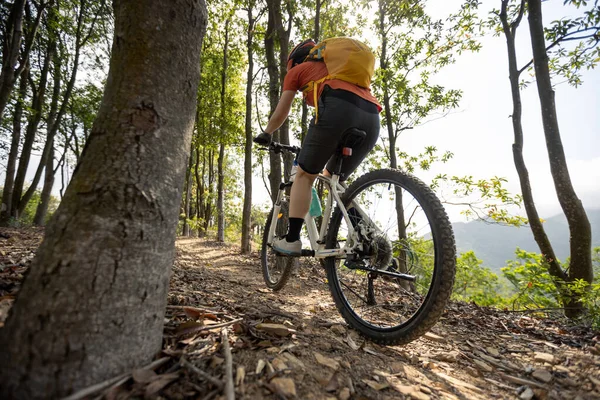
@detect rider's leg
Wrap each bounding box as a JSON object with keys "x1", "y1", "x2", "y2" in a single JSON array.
[{"x1": 286, "y1": 166, "x2": 318, "y2": 242}]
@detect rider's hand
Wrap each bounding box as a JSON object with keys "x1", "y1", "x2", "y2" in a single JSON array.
[{"x1": 253, "y1": 131, "x2": 272, "y2": 146}]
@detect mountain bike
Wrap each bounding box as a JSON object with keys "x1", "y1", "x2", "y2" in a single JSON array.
[{"x1": 259, "y1": 128, "x2": 456, "y2": 345}]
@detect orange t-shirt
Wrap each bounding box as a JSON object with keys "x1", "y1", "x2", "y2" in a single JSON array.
[{"x1": 282, "y1": 61, "x2": 382, "y2": 112}]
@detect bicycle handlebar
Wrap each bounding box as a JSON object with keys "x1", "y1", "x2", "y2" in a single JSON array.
[{"x1": 261, "y1": 141, "x2": 301, "y2": 156}]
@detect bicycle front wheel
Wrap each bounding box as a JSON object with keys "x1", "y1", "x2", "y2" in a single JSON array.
[
  {"x1": 325, "y1": 169, "x2": 456, "y2": 345},
  {"x1": 261, "y1": 202, "x2": 295, "y2": 291}
]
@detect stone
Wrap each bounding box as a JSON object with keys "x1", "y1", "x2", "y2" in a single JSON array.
[
  {"x1": 533, "y1": 352, "x2": 555, "y2": 364},
  {"x1": 473, "y1": 359, "x2": 493, "y2": 373},
  {"x1": 532, "y1": 369, "x2": 553, "y2": 383},
  {"x1": 423, "y1": 332, "x2": 445, "y2": 343},
  {"x1": 519, "y1": 387, "x2": 535, "y2": 400},
  {"x1": 270, "y1": 377, "x2": 296, "y2": 398},
  {"x1": 339, "y1": 387, "x2": 351, "y2": 400},
  {"x1": 256, "y1": 323, "x2": 292, "y2": 337},
  {"x1": 330, "y1": 324, "x2": 346, "y2": 335},
  {"x1": 272, "y1": 357, "x2": 289, "y2": 372},
  {"x1": 315, "y1": 352, "x2": 340, "y2": 370}
]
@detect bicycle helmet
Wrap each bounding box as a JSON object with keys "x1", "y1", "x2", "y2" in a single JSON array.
[{"x1": 287, "y1": 39, "x2": 316, "y2": 71}]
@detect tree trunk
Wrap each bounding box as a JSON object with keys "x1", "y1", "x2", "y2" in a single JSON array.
[
  {"x1": 0, "y1": 0, "x2": 26, "y2": 122},
  {"x1": 241, "y1": 3, "x2": 255, "y2": 254},
  {"x1": 196, "y1": 145, "x2": 204, "y2": 237},
  {"x1": 217, "y1": 18, "x2": 230, "y2": 243},
  {"x1": 205, "y1": 149, "x2": 214, "y2": 233},
  {"x1": 264, "y1": 2, "x2": 282, "y2": 202},
  {"x1": 378, "y1": 0, "x2": 409, "y2": 287},
  {"x1": 11, "y1": 38, "x2": 58, "y2": 219},
  {"x1": 17, "y1": 1, "x2": 89, "y2": 218},
  {"x1": 0, "y1": 62, "x2": 29, "y2": 224},
  {"x1": 182, "y1": 142, "x2": 194, "y2": 237},
  {"x1": 527, "y1": 0, "x2": 593, "y2": 317},
  {"x1": 217, "y1": 142, "x2": 225, "y2": 242},
  {"x1": 0, "y1": 0, "x2": 46, "y2": 122},
  {"x1": 0, "y1": 1, "x2": 207, "y2": 398},
  {"x1": 32, "y1": 137, "x2": 55, "y2": 225},
  {"x1": 499, "y1": 1, "x2": 567, "y2": 285},
  {"x1": 271, "y1": 0, "x2": 293, "y2": 178}
]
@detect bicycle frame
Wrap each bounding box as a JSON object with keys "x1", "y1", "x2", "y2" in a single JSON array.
[{"x1": 267, "y1": 172, "x2": 367, "y2": 259}]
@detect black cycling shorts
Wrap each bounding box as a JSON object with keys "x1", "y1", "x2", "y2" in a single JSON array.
[{"x1": 297, "y1": 87, "x2": 380, "y2": 180}]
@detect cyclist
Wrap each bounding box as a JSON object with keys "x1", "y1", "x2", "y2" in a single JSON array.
[{"x1": 254, "y1": 39, "x2": 382, "y2": 256}]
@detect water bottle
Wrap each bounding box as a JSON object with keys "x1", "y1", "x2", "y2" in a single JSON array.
[
  {"x1": 290, "y1": 159, "x2": 298, "y2": 182},
  {"x1": 309, "y1": 187, "x2": 322, "y2": 217}
]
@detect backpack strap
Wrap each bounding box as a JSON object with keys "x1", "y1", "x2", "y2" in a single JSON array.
[{"x1": 302, "y1": 75, "x2": 332, "y2": 123}]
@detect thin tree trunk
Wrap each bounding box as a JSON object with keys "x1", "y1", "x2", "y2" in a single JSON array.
[
  {"x1": 499, "y1": 1, "x2": 566, "y2": 285},
  {"x1": 196, "y1": 145, "x2": 204, "y2": 237},
  {"x1": 182, "y1": 142, "x2": 194, "y2": 237},
  {"x1": 217, "y1": 18, "x2": 230, "y2": 243},
  {"x1": 0, "y1": 1, "x2": 207, "y2": 398},
  {"x1": 378, "y1": 0, "x2": 409, "y2": 288},
  {"x1": 32, "y1": 137, "x2": 55, "y2": 225},
  {"x1": 205, "y1": 149, "x2": 214, "y2": 233},
  {"x1": 271, "y1": 0, "x2": 293, "y2": 178},
  {"x1": 527, "y1": 0, "x2": 593, "y2": 316},
  {"x1": 17, "y1": 0, "x2": 90, "y2": 217},
  {"x1": 241, "y1": 3, "x2": 255, "y2": 254},
  {"x1": 0, "y1": 61, "x2": 28, "y2": 223},
  {"x1": 0, "y1": 0, "x2": 47, "y2": 122},
  {"x1": 217, "y1": 142, "x2": 225, "y2": 241},
  {"x1": 264, "y1": 2, "x2": 282, "y2": 202}
]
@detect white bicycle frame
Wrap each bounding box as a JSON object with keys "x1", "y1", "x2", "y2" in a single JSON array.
[{"x1": 266, "y1": 172, "x2": 369, "y2": 259}]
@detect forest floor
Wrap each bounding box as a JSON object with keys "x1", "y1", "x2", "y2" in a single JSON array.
[{"x1": 1, "y1": 228, "x2": 600, "y2": 400}]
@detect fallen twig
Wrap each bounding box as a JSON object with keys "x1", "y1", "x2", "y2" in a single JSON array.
[
  {"x1": 175, "y1": 318, "x2": 243, "y2": 337},
  {"x1": 499, "y1": 373, "x2": 548, "y2": 389},
  {"x1": 180, "y1": 357, "x2": 224, "y2": 389},
  {"x1": 222, "y1": 328, "x2": 235, "y2": 400},
  {"x1": 62, "y1": 357, "x2": 169, "y2": 400}
]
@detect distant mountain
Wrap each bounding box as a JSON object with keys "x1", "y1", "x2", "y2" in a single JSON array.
[{"x1": 452, "y1": 209, "x2": 600, "y2": 273}]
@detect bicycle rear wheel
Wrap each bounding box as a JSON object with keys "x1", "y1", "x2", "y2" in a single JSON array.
[
  {"x1": 325, "y1": 169, "x2": 456, "y2": 345},
  {"x1": 261, "y1": 202, "x2": 295, "y2": 291}
]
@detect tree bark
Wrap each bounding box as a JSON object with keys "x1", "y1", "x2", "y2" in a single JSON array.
[
  {"x1": 0, "y1": 1, "x2": 207, "y2": 398},
  {"x1": 241, "y1": 3, "x2": 255, "y2": 254},
  {"x1": 527, "y1": 0, "x2": 593, "y2": 317}
]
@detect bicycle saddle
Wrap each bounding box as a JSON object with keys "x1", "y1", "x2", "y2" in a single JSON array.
[{"x1": 340, "y1": 128, "x2": 367, "y2": 150}]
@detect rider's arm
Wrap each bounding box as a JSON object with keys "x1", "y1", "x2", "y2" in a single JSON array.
[{"x1": 263, "y1": 90, "x2": 295, "y2": 134}]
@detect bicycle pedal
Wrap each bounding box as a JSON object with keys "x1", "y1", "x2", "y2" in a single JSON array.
[{"x1": 344, "y1": 259, "x2": 365, "y2": 270}]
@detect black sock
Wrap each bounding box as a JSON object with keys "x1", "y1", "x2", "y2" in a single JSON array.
[
  {"x1": 348, "y1": 207, "x2": 362, "y2": 228},
  {"x1": 286, "y1": 218, "x2": 304, "y2": 242}
]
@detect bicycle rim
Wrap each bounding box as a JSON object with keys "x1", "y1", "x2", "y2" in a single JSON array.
[
  {"x1": 325, "y1": 169, "x2": 456, "y2": 345},
  {"x1": 261, "y1": 203, "x2": 295, "y2": 291}
]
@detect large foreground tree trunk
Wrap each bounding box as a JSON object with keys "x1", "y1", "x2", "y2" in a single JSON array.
[
  {"x1": 0, "y1": 1, "x2": 207, "y2": 398},
  {"x1": 527, "y1": 0, "x2": 593, "y2": 317}
]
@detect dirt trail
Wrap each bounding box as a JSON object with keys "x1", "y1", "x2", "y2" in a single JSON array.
[
  {"x1": 1, "y1": 230, "x2": 599, "y2": 399},
  {"x1": 167, "y1": 238, "x2": 600, "y2": 400}
]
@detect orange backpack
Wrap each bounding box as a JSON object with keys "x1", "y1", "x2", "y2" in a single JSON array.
[{"x1": 301, "y1": 37, "x2": 376, "y2": 120}]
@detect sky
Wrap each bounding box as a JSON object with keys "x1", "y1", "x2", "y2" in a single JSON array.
[{"x1": 253, "y1": 0, "x2": 600, "y2": 222}]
